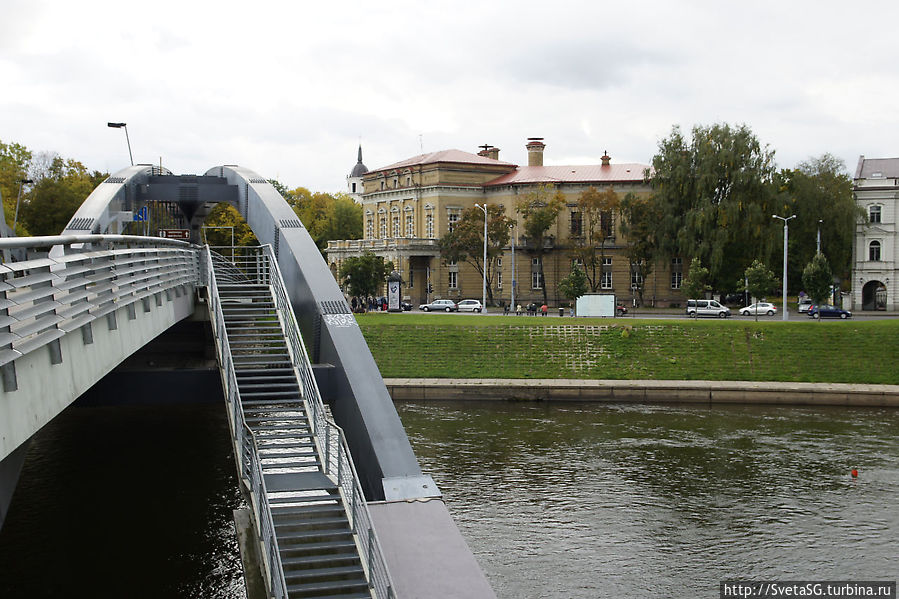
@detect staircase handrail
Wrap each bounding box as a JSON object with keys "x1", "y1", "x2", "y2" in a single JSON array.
[
  {"x1": 259, "y1": 245, "x2": 396, "y2": 599},
  {"x1": 203, "y1": 245, "x2": 288, "y2": 599}
]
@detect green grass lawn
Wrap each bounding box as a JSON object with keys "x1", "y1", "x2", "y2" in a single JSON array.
[{"x1": 356, "y1": 314, "x2": 899, "y2": 384}]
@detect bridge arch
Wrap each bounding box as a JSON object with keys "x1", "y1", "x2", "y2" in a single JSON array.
[{"x1": 62, "y1": 164, "x2": 436, "y2": 502}]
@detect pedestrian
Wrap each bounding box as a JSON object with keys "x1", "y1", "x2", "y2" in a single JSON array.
[
  {"x1": 516, "y1": 303, "x2": 522, "y2": 316},
  {"x1": 540, "y1": 303, "x2": 548, "y2": 316},
  {"x1": 351, "y1": 296, "x2": 358, "y2": 312},
  {"x1": 569, "y1": 306, "x2": 574, "y2": 317}
]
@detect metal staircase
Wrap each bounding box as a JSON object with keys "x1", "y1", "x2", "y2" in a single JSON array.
[{"x1": 205, "y1": 247, "x2": 394, "y2": 599}]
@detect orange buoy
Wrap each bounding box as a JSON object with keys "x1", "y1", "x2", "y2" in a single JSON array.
[{"x1": 851, "y1": 469, "x2": 858, "y2": 478}]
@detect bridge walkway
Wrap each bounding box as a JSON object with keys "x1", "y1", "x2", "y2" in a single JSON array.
[{"x1": 219, "y1": 282, "x2": 370, "y2": 598}]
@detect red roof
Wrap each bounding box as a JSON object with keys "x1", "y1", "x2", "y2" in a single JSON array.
[
  {"x1": 372, "y1": 149, "x2": 516, "y2": 173},
  {"x1": 485, "y1": 164, "x2": 648, "y2": 186}
]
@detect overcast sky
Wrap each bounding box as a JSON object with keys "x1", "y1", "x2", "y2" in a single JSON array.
[{"x1": 2, "y1": 0, "x2": 898, "y2": 192}]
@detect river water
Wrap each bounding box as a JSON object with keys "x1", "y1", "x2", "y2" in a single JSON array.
[{"x1": 0, "y1": 400, "x2": 896, "y2": 598}]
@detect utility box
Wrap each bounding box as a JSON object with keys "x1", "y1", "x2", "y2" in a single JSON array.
[{"x1": 576, "y1": 293, "x2": 617, "y2": 317}]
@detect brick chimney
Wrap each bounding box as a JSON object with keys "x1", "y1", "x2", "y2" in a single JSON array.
[
  {"x1": 601, "y1": 150, "x2": 611, "y2": 166},
  {"x1": 478, "y1": 144, "x2": 500, "y2": 160},
  {"x1": 526, "y1": 137, "x2": 545, "y2": 167}
]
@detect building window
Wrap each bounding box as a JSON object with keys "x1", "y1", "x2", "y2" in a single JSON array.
[
  {"x1": 352, "y1": 182, "x2": 357, "y2": 193},
  {"x1": 366, "y1": 217, "x2": 373, "y2": 239},
  {"x1": 869, "y1": 240, "x2": 882, "y2": 261},
  {"x1": 570, "y1": 211, "x2": 582, "y2": 237},
  {"x1": 496, "y1": 257, "x2": 503, "y2": 289},
  {"x1": 448, "y1": 271, "x2": 458, "y2": 289},
  {"x1": 531, "y1": 257, "x2": 543, "y2": 289},
  {"x1": 425, "y1": 212, "x2": 434, "y2": 238},
  {"x1": 601, "y1": 211, "x2": 613, "y2": 238},
  {"x1": 870, "y1": 205, "x2": 882, "y2": 223},
  {"x1": 671, "y1": 257, "x2": 683, "y2": 289},
  {"x1": 600, "y1": 257, "x2": 613, "y2": 289},
  {"x1": 379, "y1": 218, "x2": 387, "y2": 239},
  {"x1": 448, "y1": 209, "x2": 461, "y2": 233},
  {"x1": 631, "y1": 263, "x2": 643, "y2": 287},
  {"x1": 405, "y1": 214, "x2": 414, "y2": 237}
]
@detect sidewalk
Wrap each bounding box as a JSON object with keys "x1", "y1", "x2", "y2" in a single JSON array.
[{"x1": 384, "y1": 378, "x2": 899, "y2": 407}]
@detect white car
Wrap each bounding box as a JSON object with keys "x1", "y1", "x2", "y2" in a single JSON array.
[
  {"x1": 740, "y1": 302, "x2": 777, "y2": 316},
  {"x1": 798, "y1": 298, "x2": 813, "y2": 313},
  {"x1": 457, "y1": 299, "x2": 484, "y2": 313}
]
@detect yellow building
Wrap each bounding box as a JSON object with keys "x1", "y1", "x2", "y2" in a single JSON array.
[{"x1": 327, "y1": 138, "x2": 687, "y2": 308}]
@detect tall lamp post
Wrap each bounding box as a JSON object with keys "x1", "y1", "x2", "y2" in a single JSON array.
[
  {"x1": 509, "y1": 222, "x2": 516, "y2": 313},
  {"x1": 107, "y1": 122, "x2": 133, "y2": 166},
  {"x1": 817, "y1": 219, "x2": 823, "y2": 255},
  {"x1": 773, "y1": 213, "x2": 796, "y2": 321},
  {"x1": 475, "y1": 203, "x2": 488, "y2": 314},
  {"x1": 12, "y1": 178, "x2": 33, "y2": 234}
]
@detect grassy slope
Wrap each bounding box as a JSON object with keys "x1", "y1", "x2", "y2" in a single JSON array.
[{"x1": 356, "y1": 314, "x2": 899, "y2": 384}]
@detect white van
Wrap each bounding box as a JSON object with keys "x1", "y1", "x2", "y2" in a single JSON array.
[{"x1": 685, "y1": 299, "x2": 731, "y2": 318}]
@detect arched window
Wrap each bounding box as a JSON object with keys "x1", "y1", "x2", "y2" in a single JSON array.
[{"x1": 869, "y1": 240, "x2": 882, "y2": 261}]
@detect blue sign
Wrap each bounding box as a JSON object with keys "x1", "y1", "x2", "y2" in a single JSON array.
[{"x1": 133, "y1": 206, "x2": 149, "y2": 222}]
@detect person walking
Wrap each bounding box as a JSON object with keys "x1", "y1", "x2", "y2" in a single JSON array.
[
  {"x1": 516, "y1": 303, "x2": 522, "y2": 316},
  {"x1": 540, "y1": 303, "x2": 548, "y2": 317}
]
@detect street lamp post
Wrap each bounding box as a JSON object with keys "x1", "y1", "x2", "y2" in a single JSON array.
[
  {"x1": 12, "y1": 178, "x2": 33, "y2": 235},
  {"x1": 817, "y1": 219, "x2": 823, "y2": 255},
  {"x1": 475, "y1": 203, "x2": 488, "y2": 314},
  {"x1": 509, "y1": 222, "x2": 516, "y2": 313},
  {"x1": 107, "y1": 122, "x2": 133, "y2": 166},
  {"x1": 773, "y1": 214, "x2": 797, "y2": 321}
]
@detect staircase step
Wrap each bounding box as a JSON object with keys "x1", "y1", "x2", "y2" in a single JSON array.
[
  {"x1": 280, "y1": 552, "x2": 360, "y2": 568},
  {"x1": 283, "y1": 564, "x2": 365, "y2": 582},
  {"x1": 255, "y1": 440, "x2": 316, "y2": 450},
  {"x1": 275, "y1": 516, "x2": 349, "y2": 531},
  {"x1": 285, "y1": 579, "x2": 370, "y2": 596}
]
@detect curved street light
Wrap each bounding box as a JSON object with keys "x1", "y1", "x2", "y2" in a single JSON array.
[
  {"x1": 107, "y1": 122, "x2": 133, "y2": 166},
  {"x1": 475, "y1": 203, "x2": 488, "y2": 314},
  {"x1": 773, "y1": 213, "x2": 797, "y2": 321}
]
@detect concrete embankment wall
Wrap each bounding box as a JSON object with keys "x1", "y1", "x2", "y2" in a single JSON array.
[{"x1": 385, "y1": 378, "x2": 899, "y2": 407}]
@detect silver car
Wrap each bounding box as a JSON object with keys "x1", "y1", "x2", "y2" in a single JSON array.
[
  {"x1": 740, "y1": 302, "x2": 777, "y2": 316},
  {"x1": 419, "y1": 299, "x2": 457, "y2": 312}
]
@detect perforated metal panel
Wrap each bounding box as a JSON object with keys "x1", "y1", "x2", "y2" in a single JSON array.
[
  {"x1": 279, "y1": 219, "x2": 303, "y2": 228},
  {"x1": 66, "y1": 217, "x2": 94, "y2": 230}
]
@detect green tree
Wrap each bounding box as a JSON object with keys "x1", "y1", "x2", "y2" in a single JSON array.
[
  {"x1": 0, "y1": 140, "x2": 33, "y2": 233},
  {"x1": 802, "y1": 253, "x2": 834, "y2": 316},
  {"x1": 648, "y1": 123, "x2": 778, "y2": 293},
  {"x1": 681, "y1": 258, "x2": 710, "y2": 302},
  {"x1": 339, "y1": 251, "x2": 393, "y2": 302},
  {"x1": 775, "y1": 154, "x2": 862, "y2": 289},
  {"x1": 570, "y1": 186, "x2": 620, "y2": 292},
  {"x1": 516, "y1": 185, "x2": 565, "y2": 304},
  {"x1": 20, "y1": 156, "x2": 105, "y2": 236},
  {"x1": 558, "y1": 263, "x2": 588, "y2": 304},
  {"x1": 287, "y1": 186, "x2": 362, "y2": 252},
  {"x1": 744, "y1": 260, "x2": 778, "y2": 321},
  {"x1": 439, "y1": 204, "x2": 511, "y2": 305},
  {"x1": 618, "y1": 192, "x2": 659, "y2": 306},
  {"x1": 203, "y1": 202, "x2": 258, "y2": 247}
]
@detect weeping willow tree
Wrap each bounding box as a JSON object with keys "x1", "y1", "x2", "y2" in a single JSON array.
[{"x1": 648, "y1": 123, "x2": 779, "y2": 293}]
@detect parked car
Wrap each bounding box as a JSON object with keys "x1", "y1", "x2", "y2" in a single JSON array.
[
  {"x1": 808, "y1": 305, "x2": 851, "y2": 319},
  {"x1": 400, "y1": 301, "x2": 413, "y2": 311},
  {"x1": 419, "y1": 299, "x2": 457, "y2": 312},
  {"x1": 616, "y1": 304, "x2": 628, "y2": 316},
  {"x1": 685, "y1": 299, "x2": 731, "y2": 318},
  {"x1": 739, "y1": 302, "x2": 777, "y2": 316},
  {"x1": 797, "y1": 298, "x2": 813, "y2": 313},
  {"x1": 457, "y1": 299, "x2": 484, "y2": 313}
]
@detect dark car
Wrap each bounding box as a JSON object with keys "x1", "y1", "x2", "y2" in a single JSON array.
[
  {"x1": 807, "y1": 305, "x2": 851, "y2": 319},
  {"x1": 400, "y1": 301, "x2": 412, "y2": 311}
]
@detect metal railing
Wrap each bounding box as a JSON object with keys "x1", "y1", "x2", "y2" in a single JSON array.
[
  {"x1": 204, "y1": 245, "x2": 288, "y2": 598},
  {"x1": 204, "y1": 245, "x2": 394, "y2": 599},
  {"x1": 0, "y1": 234, "x2": 200, "y2": 368}
]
